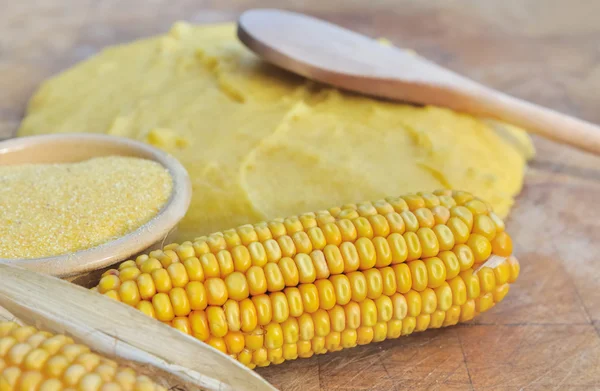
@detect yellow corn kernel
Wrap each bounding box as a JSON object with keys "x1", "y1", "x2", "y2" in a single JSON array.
[
  {"x1": 118, "y1": 280, "x2": 141, "y2": 307},
  {"x1": 295, "y1": 254, "x2": 316, "y2": 283},
  {"x1": 264, "y1": 323, "x2": 284, "y2": 350},
  {"x1": 232, "y1": 245, "x2": 252, "y2": 273},
  {"x1": 193, "y1": 240, "x2": 210, "y2": 257},
  {"x1": 204, "y1": 278, "x2": 228, "y2": 306},
  {"x1": 307, "y1": 227, "x2": 326, "y2": 251},
  {"x1": 450, "y1": 206, "x2": 474, "y2": 232},
  {"x1": 315, "y1": 279, "x2": 336, "y2": 310},
  {"x1": 247, "y1": 242, "x2": 267, "y2": 267},
  {"x1": 353, "y1": 217, "x2": 374, "y2": 239},
  {"x1": 237, "y1": 225, "x2": 258, "y2": 246},
  {"x1": 312, "y1": 310, "x2": 331, "y2": 337},
  {"x1": 372, "y1": 322, "x2": 387, "y2": 342},
  {"x1": 23, "y1": 349, "x2": 50, "y2": 371},
  {"x1": 327, "y1": 306, "x2": 346, "y2": 333},
  {"x1": 311, "y1": 336, "x2": 326, "y2": 355},
  {"x1": 385, "y1": 212, "x2": 406, "y2": 235},
  {"x1": 152, "y1": 293, "x2": 174, "y2": 322},
  {"x1": 298, "y1": 283, "x2": 320, "y2": 314},
  {"x1": 439, "y1": 251, "x2": 460, "y2": 279},
  {"x1": 267, "y1": 221, "x2": 286, "y2": 239},
  {"x1": 460, "y1": 270, "x2": 481, "y2": 300},
  {"x1": 431, "y1": 206, "x2": 450, "y2": 225},
  {"x1": 216, "y1": 250, "x2": 234, "y2": 278},
  {"x1": 339, "y1": 329, "x2": 357, "y2": 349},
  {"x1": 405, "y1": 290, "x2": 422, "y2": 317},
  {"x1": 198, "y1": 253, "x2": 219, "y2": 279},
  {"x1": 338, "y1": 208, "x2": 358, "y2": 220},
  {"x1": 380, "y1": 267, "x2": 397, "y2": 296},
  {"x1": 360, "y1": 299, "x2": 378, "y2": 327},
  {"x1": 460, "y1": 300, "x2": 476, "y2": 322},
  {"x1": 183, "y1": 257, "x2": 204, "y2": 282},
  {"x1": 223, "y1": 299, "x2": 241, "y2": 332},
  {"x1": 448, "y1": 277, "x2": 467, "y2": 306},
  {"x1": 284, "y1": 288, "x2": 304, "y2": 317},
  {"x1": 493, "y1": 261, "x2": 511, "y2": 285},
  {"x1": 268, "y1": 348, "x2": 284, "y2": 364},
  {"x1": 443, "y1": 306, "x2": 461, "y2": 327},
  {"x1": 491, "y1": 231, "x2": 513, "y2": 258},
  {"x1": 223, "y1": 229, "x2": 242, "y2": 249},
  {"x1": 447, "y1": 217, "x2": 469, "y2": 245},
  {"x1": 98, "y1": 275, "x2": 120, "y2": 294},
  {"x1": 206, "y1": 306, "x2": 228, "y2": 338},
  {"x1": 375, "y1": 295, "x2": 393, "y2": 323},
  {"x1": 291, "y1": 231, "x2": 312, "y2": 256},
  {"x1": 475, "y1": 293, "x2": 494, "y2": 313},
  {"x1": 324, "y1": 332, "x2": 341, "y2": 351},
  {"x1": 367, "y1": 215, "x2": 389, "y2": 239},
  {"x1": 387, "y1": 319, "x2": 403, "y2": 339},
  {"x1": 207, "y1": 234, "x2": 227, "y2": 253},
  {"x1": 401, "y1": 317, "x2": 416, "y2": 336},
  {"x1": 223, "y1": 272, "x2": 248, "y2": 301},
  {"x1": 172, "y1": 317, "x2": 192, "y2": 335},
  {"x1": 355, "y1": 238, "x2": 376, "y2": 270},
  {"x1": 364, "y1": 269, "x2": 383, "y2": 299},
  {"x1": 255, "y1": 222, "x2": 274, "y2": 242},
  {"x1": 467, "y1": 234, "x2": 492, "y2": 263},
  {"x1": 252, "y1": 294, "x2": 273, "y2": 326},
  {"x1": 281, "y1": 318, "x2": 300, "y2": 344},
  {"x1": 424, "y1": 257, "x2": 446, "y2": 289},
  {"x1": 262, "y1": 263, "x2": 284, "y2": 293},
  {"x1": 245, "y1": 266, "x2": 267, "y2": 296},
  {"x1": 403, "y1": 232, "x2": 422, "y2": 261},
  {"x1": 298, "y1": 314, "x2": 315, "y2": 341},
  {"x1": 477, "y1": 267, "x2": 497, "y2": 293},
  {"x1": 432, "y1": 224, "x2": 455, "y2": 252},
  {"x1": 166, "y1": 262, "x2": 189, "y2": 288},
  {"x1": 208, "y1": 337, "x2": 227, "y2": 354},
  {"x1": 282, "y1": 343, "x2": 298, "y2": 361},
  {"x1": 335, "y1": 219, "x2": 356, "y2": 242},
  {"x1": 118, "y1": 267, "x2": 141, "y2": 282},
  {"x1": 270, "y1": 292, "x2": 290, "y2": 324},
  {"x1": 356, "y1": 327, "x2": 374, "y2": 345},
  {"x1": 224, "y1": 331, "x2": 245, "y2": 354},
  {"x1": 347, "y1": 271, "x2": 367, "y2": 302},
  {"x1": 340, "y1": 242, "x2": 360, "y2": 273},
  {"x1": 321, "y1": 222, "x2": 342, "y2": 246},
  {"x1": 297, "y1": 340, "x2": 313, "y2": 358},
  {"x1": 493, "y1": 284, "x2": 510, "y2": 303},
  {"x1": 415, "y1": 314, "x2": 431, "y2": 332},
  {"x1": 392, "y1": 263, "x2": 412, "y2": 294},
  {"x1": 414, "y1": 208, "x2": 435, "y2": 229},
  {"x1": 472, "y1": 215, "x2": 496, "y2": 241},
  {"x1": 310, "y1": 251, "x2": 330, "y2": 280},
  {"x1": 434, "y1": 282, "x2": 452, "y2": 312},
  {"x1": 323, "y1": 245, "x2": 344, "y2": 275},
  {"x1": 408, "y1": 260, "x2": 428, "y2": 291},
  {"x1": 454, "y1": 244, "x2": 475, "y2": 271},
  {"x1": 420, "y1": 288, "x2": 437, "y2": 315},
  {"x1": 507, "y1": 256, "x2": 520, "y2": 283},
  {"x1": 244, "y1": 330, "x2": 265, "y2": 351},
  {"x1": 278, "y1": 257, "x2": 299, "y2": 287},
  {"x1": 103, "y1": 290, "x2": 120, "y2": 302},
  {"x1": 400, "y1": 211, "x2": 419, "y2": 232},
  {"x1": 239, "y1": 298, "x2": 258, "y2": 333},
  {"x1": 390, "y1": 293, "x2": 408, "y2": 320},
  {"x1": 429, "y1": 310, "x2": 445, "y2": 328},
  {"x1": 330, "y1": 275, "x2": 351, "y2": 305},
  {"x1": 136, "y1": 273, "x2": 156, "y2": 301},
  {"x1": 169, "y1": 287, "x2": 191, "y2": 317}
]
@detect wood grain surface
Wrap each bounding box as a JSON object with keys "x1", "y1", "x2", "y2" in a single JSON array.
[{"x1": 2, "y1": 1, "x2": 600, "y2": 390}]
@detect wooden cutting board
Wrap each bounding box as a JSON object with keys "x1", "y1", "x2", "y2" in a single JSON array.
[{"x1": 2, "y1": 1, "x2": 600, "y2": 390}]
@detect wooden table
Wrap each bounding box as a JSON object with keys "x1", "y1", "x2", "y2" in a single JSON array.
[{"x1": 2, "y1": 1, "x2": 600, "y2": 390}]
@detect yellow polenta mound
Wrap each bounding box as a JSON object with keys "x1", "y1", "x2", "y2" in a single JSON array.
[{"x1": 18, "y1": 22, "x2": 534, "y2": 241}]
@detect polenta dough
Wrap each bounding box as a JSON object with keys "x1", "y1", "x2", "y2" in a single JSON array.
[{"x1": 18, "y1": 22, "x2": 534, "y2": 241}]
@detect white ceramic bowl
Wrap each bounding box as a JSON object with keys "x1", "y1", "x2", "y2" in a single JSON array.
[{"x1": 0, "y1": 134, "x2": 191, "y2": 278}]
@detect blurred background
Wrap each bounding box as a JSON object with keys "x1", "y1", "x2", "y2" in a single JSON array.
[{"x1": 2, "y1": 0, "x2": 600, "y2": 144}]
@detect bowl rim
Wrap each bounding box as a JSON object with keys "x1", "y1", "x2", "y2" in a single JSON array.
[{"x1": 0, "y1": 133, "x2": 192, "y2": 278}]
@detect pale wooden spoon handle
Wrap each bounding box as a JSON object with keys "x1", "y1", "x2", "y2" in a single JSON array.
[{"x1": 469, "y1": 88, "x2": 600, "y2": 154}]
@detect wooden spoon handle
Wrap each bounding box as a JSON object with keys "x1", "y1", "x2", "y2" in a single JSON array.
[{"x1": 471, "y1": 88, "x2": 600, "y2": 154}]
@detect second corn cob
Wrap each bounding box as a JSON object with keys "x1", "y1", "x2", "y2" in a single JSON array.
[
  {"x1": 0, "y1": 321, "x2": 166, "y2": 391},
  {"x1": 93, "y1": 190, "x2": 520, "y2": 368}
]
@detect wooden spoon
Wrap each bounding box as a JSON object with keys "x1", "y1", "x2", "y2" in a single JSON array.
[{"x1": 237, "y1": 9, "x2": 600, "y2": 155}]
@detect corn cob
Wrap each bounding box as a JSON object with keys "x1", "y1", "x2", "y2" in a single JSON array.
[
  {"x1": 0, "y1": 321, "x2": 166, "y2": 391},
  {"x1": 93, "y1": 190, "x2": 520, "y2": 368}
]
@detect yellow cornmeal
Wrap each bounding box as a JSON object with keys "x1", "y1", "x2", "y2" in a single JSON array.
[
  {"x1": 18, "y1": 22, "x2": 535, "y2": 241},
  {"x1": 0, "y1": 157, "x2": 173, "y2": 259}
]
